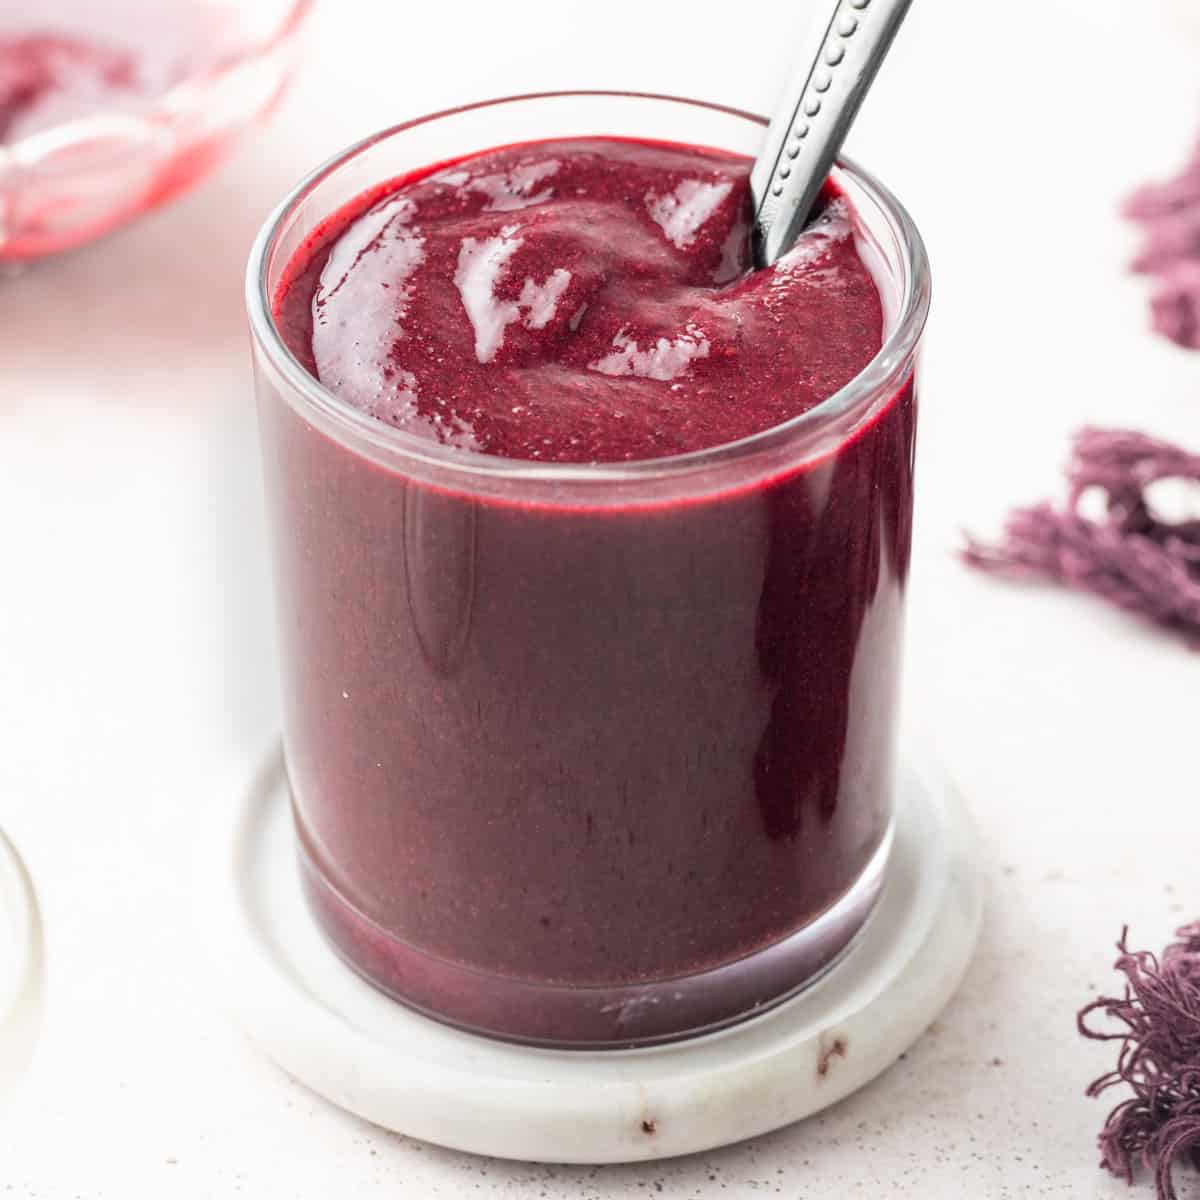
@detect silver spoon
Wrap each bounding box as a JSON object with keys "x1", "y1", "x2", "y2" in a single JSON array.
[{"x1": 750, "y1": 0, "x2": 913, "y2": 267}]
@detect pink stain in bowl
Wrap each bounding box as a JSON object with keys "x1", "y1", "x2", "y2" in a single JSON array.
[{"x1": 0, "y1": 0, "x2": 312, "y2": 261}]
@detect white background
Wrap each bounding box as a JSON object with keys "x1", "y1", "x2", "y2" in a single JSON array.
[{"x1": 2, "y1": 0, "x2": 1198, "y2": 1194}]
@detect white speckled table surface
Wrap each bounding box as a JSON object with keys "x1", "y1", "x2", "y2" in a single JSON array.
[{"x1": 2, "y1": 0, "x2": 1197, "y2": 1195}]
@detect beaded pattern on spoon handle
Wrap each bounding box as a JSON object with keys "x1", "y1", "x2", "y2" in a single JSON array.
[{"x1": 750, "y1": 0, "x2": 913, "y2": 267}]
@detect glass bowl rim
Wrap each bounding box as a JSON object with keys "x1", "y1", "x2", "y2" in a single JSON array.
[
  {"x1": 246, "y1": 89, "x2": 931, "y2": 485},
  {"x1": 0, "y1": 0, "x2": 315, "y2": 165}
]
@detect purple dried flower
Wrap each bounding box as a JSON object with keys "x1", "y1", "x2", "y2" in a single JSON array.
[
  {"x1": 1151, "y1": 261, "x2": 1200, "y2": 350},
  {"x1": 1130, "y1": 206, "x2": 1200, "y2": 276},
  {"x1": 1127, "y1": 135, "x2": 1200, "y2": 350},
  {"x1": 964, "y1": 428, "x2": 1200, "y2": 642},
  {"x1": 1078, "y1": 924, "x2": 1200, "y2": 1200}
]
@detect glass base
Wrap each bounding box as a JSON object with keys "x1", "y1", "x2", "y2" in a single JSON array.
[{"x1": 298, "y1": 825, "x2": 893, "y2": 1049}]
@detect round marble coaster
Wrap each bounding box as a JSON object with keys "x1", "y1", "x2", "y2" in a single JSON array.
[
  {"x1": 0, "y1": 827, "x2": 42, "y2": 1103},
  {"x1": 208, "y1": 743, "x2": 983, "y2": 1164}
]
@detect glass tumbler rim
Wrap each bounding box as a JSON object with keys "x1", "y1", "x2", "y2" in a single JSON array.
[{"x1": 245, "y1": 89, "x2": 930, "y2": 494}]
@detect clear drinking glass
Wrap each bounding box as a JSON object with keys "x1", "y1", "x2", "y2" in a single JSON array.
[{"x1": 247, "y1": 92, "x2": 930, "y2": 1048}]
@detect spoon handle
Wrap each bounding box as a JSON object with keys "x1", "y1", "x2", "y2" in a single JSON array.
[{"x1": 750, "y1": 0, "x2": 913, "y2": 267}]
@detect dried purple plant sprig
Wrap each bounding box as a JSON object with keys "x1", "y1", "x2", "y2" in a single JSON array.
[
  {"x1": 1149, "y1": 261, "x2": 1200, "y2": 351},
  {"x1": 1126, "y1": 134, "x2": 1200, "y2": 350},
  {"x1": 963, "y1": 428, "x2": 1200, "y2": 642},
  {"x1": 1078, "y1": 924, "x2": 1200, "y2": 1200}
]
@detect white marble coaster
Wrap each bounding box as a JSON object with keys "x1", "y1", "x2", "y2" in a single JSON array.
[
  {"x1": 207, "y1": 743, "x2": 983, "y2": 1164},
  {"x1": 0, "y1": 827, "x2": 42, "y2": 1105}
]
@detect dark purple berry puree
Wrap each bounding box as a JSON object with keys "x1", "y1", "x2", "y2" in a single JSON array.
[
  {"x1": 263, "y1": 137, "x2": 916, "y2": 1044},
  {"x1": 275, "y1": 138, "x2": 884, "y2": 462}
]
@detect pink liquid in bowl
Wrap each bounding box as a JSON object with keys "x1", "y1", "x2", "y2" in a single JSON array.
[{"x1": 0, "y1": 0, "x2": 309, "y2": 259}]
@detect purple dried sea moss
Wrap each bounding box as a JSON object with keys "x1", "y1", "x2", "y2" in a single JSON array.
[
  {"x1": 1126, "y1": 135, "x2": 1200, "y2": 349},
  {"x1": 963, "y1": 428, "x2": 1200, "y2": 642},
  {"x1": 1079, "y1": 925, "x2": 1200, "y2": 1200}
]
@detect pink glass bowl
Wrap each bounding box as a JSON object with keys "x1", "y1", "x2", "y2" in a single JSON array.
[{"x1": 0, "y1": 0, "x2": 312, "y2": 262}]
